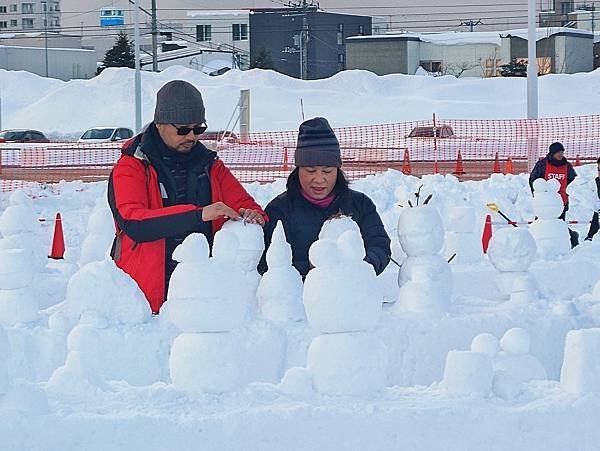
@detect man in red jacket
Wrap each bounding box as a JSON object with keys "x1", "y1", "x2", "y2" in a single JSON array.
[{"x1": 108, "y1": 80, "x2": 267, "y2": 313}]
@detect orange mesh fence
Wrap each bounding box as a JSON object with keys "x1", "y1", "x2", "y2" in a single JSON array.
[{"x1": 1, "y1": 115, "x2": 599, "y2": 192}]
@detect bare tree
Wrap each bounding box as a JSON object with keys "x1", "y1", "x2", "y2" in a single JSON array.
[{"x1": 440, "y1": 61, "x2": 479, "y2": 78}]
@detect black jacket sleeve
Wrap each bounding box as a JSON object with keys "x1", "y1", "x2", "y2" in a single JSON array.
[
  {"x1": 567, "y1": 162, "x2": 577, "y2": 184},
  {"x1": 529, "y1": 159, "x2": 546, "y2": 193},
  {"x1": 356, "y1": 193, "x2": 391, "y2": 275}
]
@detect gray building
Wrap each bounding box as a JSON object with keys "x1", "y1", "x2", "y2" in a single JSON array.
[
  {"x1": 0, "y1": 44, "x2": 96, "y2": 80},
  {"x1": 0, "y1": 0, "x2": 60, "y2": 31},
  {"x1": 250, "y1": 6, "x2": 371, "y2": 79},
  {"x1": 346, "y1": 28, "x2": 593, "y2": 78}
]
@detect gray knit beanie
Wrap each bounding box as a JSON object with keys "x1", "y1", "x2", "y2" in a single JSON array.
[
  {"x1": 153, "y1": 80, "x2": 206, "y2": 124},
  {"x1": 294, "y1": 117, "x2": 341, "y2": 167}
]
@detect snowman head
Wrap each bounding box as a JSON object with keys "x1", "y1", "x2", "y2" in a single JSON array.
[
  {"x1": 397, "y1": 205, "x2": 444, "y2": 256},
  {"x1": 220, "y1": 220, "x2": 264, "y2": 271},
  {"x1": 532, "y1": 179, "x2": 564, "y2": 219}
]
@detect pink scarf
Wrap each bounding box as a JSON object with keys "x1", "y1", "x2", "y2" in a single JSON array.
[{"x1": 301, "y1": 189, "x2": 336, "y2": 208}]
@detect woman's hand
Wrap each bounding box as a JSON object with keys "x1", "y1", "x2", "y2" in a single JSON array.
[{"x1": 239, "y1": 208, "x2": 266, "y2": 227}]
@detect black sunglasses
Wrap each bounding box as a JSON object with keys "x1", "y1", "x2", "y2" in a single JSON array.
[{"x1": 171, "y1": 123, "x2": 207, "y2": 136}]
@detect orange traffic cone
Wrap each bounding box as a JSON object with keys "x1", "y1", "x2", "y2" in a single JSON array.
[
  {"x1": 453, "y1": 150, "x2": 465, "y2": 175},
  {"x1": 433, "y1": 160, "x2": 440, "y2": 174},
  {"x1": 575, "y1": 154, "x2": 581, "y2": 167},
  {"x1": 48, "y1": 212, "x2": 65, "y2": 259},
  {"x1": 282, "y1": 147, "x2": 289, "y2": 172},
  {"x1": 492, "y1": 152, "x2": 501, "y2": 173},
  {"x1": 402, "y1": 149, "x2": 412, "y2": 175},
  {"x1": 504, "y1": 157, "x2": 514, "y2": 175},
  {"x1": 482, "y1": 214, "x2": 493, "y2": 253}
]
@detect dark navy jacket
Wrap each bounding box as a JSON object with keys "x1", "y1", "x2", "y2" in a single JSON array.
[{"x1": 258, "y1": 182, "x2": 391, "y2": 277}]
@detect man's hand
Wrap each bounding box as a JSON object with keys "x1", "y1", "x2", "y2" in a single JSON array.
[
  {"x1": 239, "y1": 208, "x2": 266, "y2": 227},
  {"x1": 201, "y1": 202, "x2": 242, "y2": 221}
]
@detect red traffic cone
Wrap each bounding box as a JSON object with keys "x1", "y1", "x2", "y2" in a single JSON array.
[
  {"x1": 433, "y1": 160, "x2": 440, "y2": 174},
  {"x1": 482, "y1": 214, "x2": 493, "y2": 254},
  {"x1": 402, "y1": 149, "x2": 412, "y2": 175},
  {"x1": 504, "y1": 157, "x2": 514, "y2": 175},
  {"x1": 575, "y1": 154, "x2": 581, "y2": 167},
  {"x1": 48, "y1": 212, "x2": 65, "y2": 259},
  {"x1": 453, "y1": 150, "x2": 465, "y2": 175},
  {"x1": 492, "y1": 152, "x2": 501, "y2": 173}
]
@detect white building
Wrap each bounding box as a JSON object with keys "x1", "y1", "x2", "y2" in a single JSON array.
[{"x1": 0, "y1": 0, "x2": 60, "y2": 31}]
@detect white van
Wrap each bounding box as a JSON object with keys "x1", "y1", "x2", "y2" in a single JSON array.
[{"x1": 78, "y1": 126, "x2": 134, "y2": 143}]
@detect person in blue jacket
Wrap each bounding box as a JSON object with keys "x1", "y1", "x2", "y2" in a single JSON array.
[{"x1": 258, "y1": 117, "x2": 391, "y2": 277}]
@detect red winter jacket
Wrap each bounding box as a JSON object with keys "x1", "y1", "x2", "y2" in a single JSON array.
[{"x1": 108, "y1": 135, "x2": 267, "y2": 313}]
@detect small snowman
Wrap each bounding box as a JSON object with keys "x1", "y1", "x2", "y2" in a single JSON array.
[
  {"x1": 0, "y1": 202, "x2": 45, "y2": 270},
  {"x1": 220, "y1": 220, "x2": 265, "y2": 293},
  {"x1": 394, "y1": 203, "x2": 453, "y2": 314},
  {"x1": 0, "y1": 248, "x2": 39, "y2": 325},
  {"x1": 493, "y1": 328, "x2": 546, "y2": 384},
  {"x1": 529, "y1": 178, "x2": 571, "y2": 259},
  {"x1": 487, "y1": 227, "x2": 538, "y2": 301},
  {"x1": 79, "y1": 195, "x2": 116, "y2": 266},
  {"x1": 444, "y1": 206, "x2": 483, "y2": 265},
  {"x1": 168, "y1": 231, "x2": 249, "y2": 394},
  {"x1": 257, "y1": 221, "x2": 305, "y2": 323},
  {"x1": 300, "y1": 228, "x2": 387, "y2": 396}
]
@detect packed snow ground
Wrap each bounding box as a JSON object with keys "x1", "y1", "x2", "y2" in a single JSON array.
[
  {"x1": 3, "y1": 66, "x2": 600, "y2": 138},
  {"x1": 2, "y1": 66, "x2": 600, "y2": 450},
  {"x1": 1, "y1": 165, "x2": 600, "y2": 450}
]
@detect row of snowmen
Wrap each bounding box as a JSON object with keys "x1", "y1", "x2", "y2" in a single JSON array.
[{"x1": 0, "y1": 176, "x2": 590, "y2": 401}]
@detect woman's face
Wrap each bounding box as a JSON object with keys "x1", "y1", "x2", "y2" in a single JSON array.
[{"x1": 298, "y1": 166, "x2": 338, "y2": 200}]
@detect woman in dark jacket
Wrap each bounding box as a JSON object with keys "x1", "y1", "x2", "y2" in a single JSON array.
[{"x1": 259, "y1": 117, "x2": 391, "y2": 277}]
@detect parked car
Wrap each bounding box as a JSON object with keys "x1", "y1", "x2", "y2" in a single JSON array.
[
  {"x1": 77, "y1": 126, "x2": 134, "y2": 143},
  {"x1": 201, "y1": 130, "x2": 239, "y2": 143},
  {"x1": 0, "y1": 129, "x2": 49, "y2": 143},
  {"x1": 407, "y1": 125, "x2": 456, "y2": 138}
]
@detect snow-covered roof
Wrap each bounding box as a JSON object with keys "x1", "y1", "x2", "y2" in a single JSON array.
[
  {"x1": 187, "y1": 10, "x2": 250, "y2": 18},
  {"x1": 348, "y1": 27, "x2": 594, "y2": 47}
]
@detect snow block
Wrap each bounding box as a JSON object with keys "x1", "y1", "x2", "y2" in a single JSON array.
[
  {"x1": 442, "y1": 350, "x2": 493, "y2": 395},
  {"x1": 560, "y1": 328, "x2": 600, "y2": 394},
  {"x1": 307, "y1": 332, "x2": 387, "y2": 396},
  {"x1": 170, "y1": 333, "x2": 240, "y2": 394}
]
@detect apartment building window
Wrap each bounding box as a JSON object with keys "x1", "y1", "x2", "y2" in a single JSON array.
[
  {"x1": 0, "y1": 21, "x2": 7, "y2": 29},
  {"x1": 196, "y1": 24, "x2": 212, "y2": 41},
  {"x1": 53, "y1": 2, "x2": 59, "y2": 11},
  {"x1": 22, "y1": 3, "x2": 34, "y2": 14},
  {"x1": 9, "y1": 4, "x2": 17, "y2": 12},
  {"x1": 0, "y1": 6, "x2": 6, "y2": 13},
  {"x1": 233, "y1": 23, "x2": 248, "y2": 41},
  {"x1": 338, "y1": 53, "x2": 344, "y2": 63},
  {"x1": 10, "y1": 19, "x2": 17, "y2": 26},
  {"x1": 51, "y1": 18, "x2": 59, "y2": 26},
  {"x1": 358, "y1": 25, "x2": 364, "y2": 36},
  {"x1": 337, "y1": 32, "x2": 342, "y2": 45},
  {"x1": 22, "y1": 18, "x2": 34, "y2": 28}
]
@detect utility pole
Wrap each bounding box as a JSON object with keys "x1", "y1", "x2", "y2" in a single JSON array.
[
  {"x1": 460, "y1": 19, "x2": 482, "y2": 32},
  {"x1": 134, "y1": 0, "x2": 142, "y2": 133},
  {"x1": 151, "y1": 0, "x2": 158, "y2": 72},
  {"x1": 43, "y1": 1, "x2": 49, "y2": 77}
]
